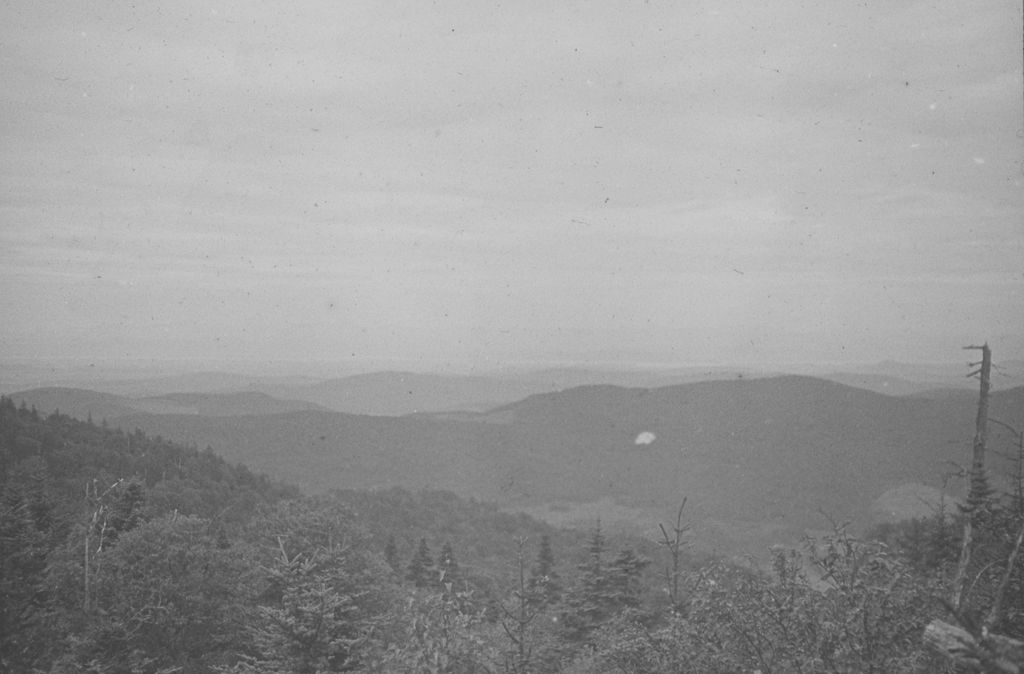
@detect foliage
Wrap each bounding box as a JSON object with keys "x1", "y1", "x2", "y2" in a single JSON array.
[
  {"x1": 438, "y1": 541, "x2": 461, "y2": 588},
  {"x1": 571, "y1": 526, "x2": 951, "y2": 674},
  {"x1": 559, "y1": 522, "x2": 650, "y2": 644},
  {"x1": 803, "y1": 527, "x2": 943, "y2": 673},
  {"x1": 0, "y1": 396, "x2": 293, "y2": 673},
  {"x1": 527, "y1": 534, "x2": 562, "y2": 609},
  {"x1": 0, "y1": 473, "x2": 53, "y2": 670},
  {"x1": 384, "y1": 534, "x2": 401, "y2": 574},
  {"x1": 331, "y1": 487, "x2": 579, "y2": 584},
  {"x1": 368, "y1": 588, "x2": 499, "y2": 674},
  {"x1": 46, "y1": 514, "x2": 248, "y2": 673},
  {"x1": 229, "y1": 498, "x2": 397, "y2": 673},
  {"x1": 7, "y1": 393, "x2": 1022, "y2": 673},
  {"x1": 408, "y1": 538, "x2": 438, "y2": 588},
  {"x1": 872, "y1": 492, "x2": 1024, "y2": 640}
]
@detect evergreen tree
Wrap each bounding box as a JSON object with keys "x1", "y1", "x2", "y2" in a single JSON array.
[
  {"x1": 102, "y1": 478, "x2": 146, "y2": 545},
  {"x1": 561, "y1": 521, "x2": 613, "y2": 642},
  {"x1": 607, "y1": 547, "x2": 650, "y2": 610},
  {"x1": 0, "y1": 477, "x2": 53, "y2": 671},
  {"x1": 384, "y1": 535, "x2": 400, "y2": 574},
  {"x1": 528, "y1": 533, "x2": 561, "y2": 607},
  {"x1": 239, "y1": 499, "x2": 396, "y2": 673},
  {"x1": 560, "y1": 525, "x2": 652, "y2": 644},
  {"x1": 46, "y1": 514, "x2": 248, "y2": 673},
  {"x1": 406, "y1": 538, "x2": 435, "y2": 588},
  {"x1": 962, "y1": 469, "x2": 998, "y2": 526},
  {"x1": 437, "y1": 540, "x2": 459, "y2": 588}
]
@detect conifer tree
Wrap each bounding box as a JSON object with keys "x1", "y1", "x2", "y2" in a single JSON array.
[
  {"x1": 384, "y1": 535, "x2": 400, "y2": 574},
  {"x1": 561, "y1": 521, "x2": 612, "y2": 642},
  {"x1": 528, "y1": 533, "x2": 561, "y2": 608},
  {"x1": 607, "y1": 547, "x2": 650, "y2": 610},
  {"x1": 561, "y1": 523, "x2": 653, "y2": 643},
  {"x1": 241, "y1": 500, "x2": 393, "y2": 673},
  {"x1": 437, "y1": 540, "x2": 459, "y2": 588},
  {"x1": 406, "y1": 538, "x2": 435, "y2": 588}
]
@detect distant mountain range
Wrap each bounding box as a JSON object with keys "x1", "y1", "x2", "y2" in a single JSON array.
[
  {"x1": 5, "y1": 360, "x2": 1007, "y2": 416},
  {"x1": 8, "y1": 387, "x2": 328, "y2": 420},
  {"x1": 11, "y1": 375, "x2": 1023, "y2": 555},
  {"x1": 261, "y1": 371, "x2": 559, "y2": 415}
]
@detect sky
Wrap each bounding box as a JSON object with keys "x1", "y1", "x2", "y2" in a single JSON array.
[{"x1": 1, "y1": 0, "x2": 1022, "y2": 373}]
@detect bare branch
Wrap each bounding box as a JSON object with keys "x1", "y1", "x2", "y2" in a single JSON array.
[
  {"x1": 989, "y1": 418, "x2": 1022, "y2": 436},
  {"x1": 985, "y1": 519, "x2": 1024, "y2": 630}
]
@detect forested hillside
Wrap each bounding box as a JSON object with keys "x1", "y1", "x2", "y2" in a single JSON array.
[
  {"x1": 40, "y1": 376, "x2": 1021, "y2": 554},
  {"x1": 3, "y1": 393, "x2": 1022, "y2": 672},
  {"x1": 0, "y1": 397, "x2": 668, "y2": 672}
]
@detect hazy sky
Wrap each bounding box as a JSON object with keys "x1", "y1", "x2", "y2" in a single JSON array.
[{"x1": 2, "y1": 0, "x2": 1022, "y2": 371}]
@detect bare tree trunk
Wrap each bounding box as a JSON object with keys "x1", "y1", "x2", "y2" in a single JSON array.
[
  {"x1": 986, "y1": 520, "x2": 1024, "y2": 630},
  {"x1": 928, "y1": 345, "x2": 1024, "y2": 671},
  {"x1": 967, "y1": 343, "x2": 993, "y2": 515},
  {"x1": 924, "y1": 619, "x2": 1024, "y2": 672},
  {"x1": 658, "y1": 498, "x2": 689, "y2": 610},
  {"x1": 83, "y1": 482, "x2": 91, "y2": 614},
  {"x1": 953, "y1": 344, "x2": 993, "y2": 610},
  {"x1": 501, "y1": 537, "x2": 538, "y2": 673}
]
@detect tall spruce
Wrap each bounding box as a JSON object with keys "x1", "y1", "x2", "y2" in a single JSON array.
[
  {"x1": 607, "y1": 547, "x2": 650, "y2": 610},
  {"x1": 383, "y1": 535, "x2": 400, "y2": 574},
  {"x1": 240, "y1": 500, "x2": 394, "y2": 673},
  {"x1": 437, "y1": 541, "x2": 459, "y2": 590},
  {"x1": 406, "y1": 538, "x2": 435, "y2": 588},
  {"x1": 528, "y1": 533, "x2": 561, "y2": 608},
  {"x1": 561, "y1": 521, "x2": 612, "y2": 642}
]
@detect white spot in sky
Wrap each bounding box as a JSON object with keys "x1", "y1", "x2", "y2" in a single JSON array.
[
  {"x1": 973, "y1": 157, "x2": 985, "y2": 165},
  {"x1": 929, "y1": 102, "x2": 937, "y2": 110},
  {"x1": 634, "y1": 431, "x2": 656, "y2": 446}
]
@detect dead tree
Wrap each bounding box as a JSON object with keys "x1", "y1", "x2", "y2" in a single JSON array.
[
  {"x1": 927, "y1": 344, "x2": 1024, "y2": 671},
  {"x1": 926, "y1": 520, "x2": 1024, "y2": 672},
  {"x1": 657, "y1": 498, "x2": 689, "y2": 610},
  {"x1": 924, "y1": 617, "x2": 1024, "y2": 673},
  {"x1": 501, "y1": 537, "x2": 540, "y2": 673},
  {"x1": 953, "y1": 344, "x2": 993, "y2": 610},
  {"x1": 966, "y1": 343, "x2": 995, "y2": 516},
  {"x1": 83, "y1": 477, "x2": 124, "y2": 614}
]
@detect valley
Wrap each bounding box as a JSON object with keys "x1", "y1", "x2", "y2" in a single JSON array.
[{"x1": 10, "y1": 371, "x2": 1022, "y2": 557}]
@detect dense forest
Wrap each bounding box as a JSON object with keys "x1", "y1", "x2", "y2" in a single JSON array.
[{"x1": 2, "y1": 395, "x2": 1022, "y2": 673}]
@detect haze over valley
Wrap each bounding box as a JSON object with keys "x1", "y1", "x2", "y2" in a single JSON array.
[{"x1": 7, "y1": 360, "x2": 1024, "y2": 556}]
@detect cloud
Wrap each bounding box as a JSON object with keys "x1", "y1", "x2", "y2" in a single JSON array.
[{"x1": 634, "y1": 432, "x2": 656, "y2": 446}]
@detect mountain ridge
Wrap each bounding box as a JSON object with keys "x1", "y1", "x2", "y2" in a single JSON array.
[
  {"x1": 8, "y1": 386, "x2": 328, "y2": 420},
  {"x1": 20, "y1": 375, "x2": 1019, "y2": 555}
]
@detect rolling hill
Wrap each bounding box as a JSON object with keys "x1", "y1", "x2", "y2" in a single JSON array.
[
  {"x1": 7, "y1": 387, "x2": 142, "y2": 421},
  {"x1": 132, "y1": 391, "x2": 329, "y2": 416},
  {"x1": 6, "y1": 360, "x2": 990, "y2": 416},
  {"x1": 9, "y1": 387, "x2": 328, "y2": 420},
  {"x1": 263, "y1": 371, "x2": 555, "y2": 415},
  {"x1": 45, "y1": 375, "x2": 1023, "y2": 554}
]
